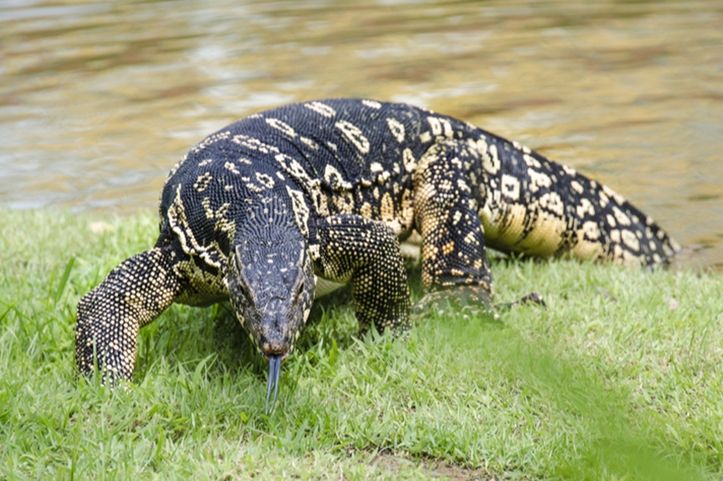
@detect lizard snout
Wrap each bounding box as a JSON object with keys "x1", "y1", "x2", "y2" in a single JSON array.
[{"x1": 261, "y1": 338, "x2": 289, "y2": 357}]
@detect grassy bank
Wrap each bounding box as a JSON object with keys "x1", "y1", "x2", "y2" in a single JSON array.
[{"x1": 1, "y1": 210, "x2": 721, "y2": 480}]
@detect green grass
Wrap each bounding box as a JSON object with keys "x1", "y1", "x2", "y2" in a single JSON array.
[{"x1": 1, "y1": 210, "x2": 721, "y2": 480}]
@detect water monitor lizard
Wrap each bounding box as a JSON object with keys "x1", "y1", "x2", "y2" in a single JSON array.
[{"x1": 76, "y1": 98, "x2": 679, "y2": 405}]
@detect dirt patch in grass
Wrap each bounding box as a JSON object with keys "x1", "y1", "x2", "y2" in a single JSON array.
[{"x1": 370, "y1": 450, "x2": 509, "y2": 481}]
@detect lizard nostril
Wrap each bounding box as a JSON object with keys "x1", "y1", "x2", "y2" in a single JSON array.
[{"x1": 261, "y1": 339, "x2": 287, "y2": 357}]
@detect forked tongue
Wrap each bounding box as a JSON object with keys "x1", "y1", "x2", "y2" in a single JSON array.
[{"x1": 265, "y1": 355, "x2": 282, "y2": 413}]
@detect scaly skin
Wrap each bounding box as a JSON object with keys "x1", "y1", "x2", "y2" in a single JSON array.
[{"x1": 76, "y1": 98, "x2": 679, "y2": 398}]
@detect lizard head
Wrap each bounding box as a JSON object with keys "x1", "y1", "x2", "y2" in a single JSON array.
[{"x1": 226, "y1": 225, "x2": 315, "y2": 409}]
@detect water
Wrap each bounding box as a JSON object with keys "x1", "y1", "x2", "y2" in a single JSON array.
[{"x1": 1, "y1": 0, "x2": 721, "y2": 269}]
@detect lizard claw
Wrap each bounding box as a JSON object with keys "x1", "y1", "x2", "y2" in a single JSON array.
[
  {"x1": 412, "y1": 284, "x2": 493, "y2": 319},
  {"x1": 495, "y1": 291, "x2": 546, "y2": 311},
  {"x1": 265, "y1": 355, "x2": 282, "y2": 413}
]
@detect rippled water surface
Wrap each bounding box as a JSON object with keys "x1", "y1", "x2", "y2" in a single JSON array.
[{"x1": 1, "y1": 0, "x2": 721, "y2": 269}]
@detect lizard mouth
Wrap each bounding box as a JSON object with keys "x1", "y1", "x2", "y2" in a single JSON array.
[{"x1": 265, "y1": 355, "x2": 282, "y2": 413}]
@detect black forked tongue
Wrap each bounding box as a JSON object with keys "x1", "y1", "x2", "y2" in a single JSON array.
[{"x1": 265, "y1": 355, "x2": 282, "y2": 413}]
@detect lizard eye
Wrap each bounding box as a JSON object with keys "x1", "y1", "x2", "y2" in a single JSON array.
[
  {"x1": 234, "y1": 253, "x2": 243, "y2": 274},
  {"x1": 238, "y1": 280, "x2": 252, "y2": 300},
  {"x1": 234, "y1": 269, "x2": 255, "y2": 305},
  {"x1": 291, "y1": 270, "x2": 305, "y2": 301}
]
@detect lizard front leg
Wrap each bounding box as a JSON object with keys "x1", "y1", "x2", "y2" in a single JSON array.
[
  {"x1": 313, "y1": 214, "x2": 410, "y2": 334},
  {"x1": 76, "y1": 246, "x2": 185, "y2": 383},
  {"x1": 413, "y1": 140, "x2": 494, "y2": 308}
]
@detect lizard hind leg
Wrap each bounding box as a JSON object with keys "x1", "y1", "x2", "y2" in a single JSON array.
[
  {"x1": 75, "y1": 246, "x2": 185, "y2": 384},
  {"x1": 412, "y1": 139, "x2": 494, "y2": 314}
]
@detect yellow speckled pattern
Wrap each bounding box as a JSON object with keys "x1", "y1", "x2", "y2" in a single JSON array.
[
  {"x1": 76, "y1": 247, "x2": 183, "y2": 382},
  {"x1": 76, "y1": 98, "x2": 679, "y2": 383}
]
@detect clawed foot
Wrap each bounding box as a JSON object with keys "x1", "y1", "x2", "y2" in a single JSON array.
[
  {"x1": 412, "y1": 287, "x2": 546, "y2": 321},
  {"x1": 495, "y1": 292, "x2": 546, "y2": 311},
  {"x1": 412, "y1": 285, "x2": 494, "y2": 320}
]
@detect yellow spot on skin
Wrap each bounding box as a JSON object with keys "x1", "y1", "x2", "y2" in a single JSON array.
[
  {"x1": 442, "y1": 241, "x2": 455, "y2": 255},
  {"x1": 335, "y1": 120, "x2": 370, "y2": 154},
  {"x1": 386, "y1": 118, "x2": 405, "y2": 143},
  {"x1": 398, "y1": 189, "x2": 415, "y2": 233},
  {"x1": 603, "y1": 185, "x2": 626, "y2": 204},
  {"x1": 621, "y1": 229, "x2": 640, "y2": 251},
  {"x1": 275, "y1": 152, "x2": 314, "y2": 186},
  {"x1": 576, "y1": 198, "x2": 595, "y2": 218},
  {"x1": 311, "y1": 186, "x2": 330, "y2": 216},
  {"x1": 361, "y1": 99, "x2": 382, "y2": 109},
  {"x1": 562, "y1": 165, "x2": 577, "y2": 176},
  {"x1": 463, "y1": 231, "x2": 479, "y2": 245},
  {"x1": 193, "y1": 172, "x2": 213, "y2": 192},
  {"x1": 380, "y1": 192, "x2": 394, "y2": 222},
  {"x1": 467, "y1": 137, "x2": 487, "y2": 157},
  {"x1": 528, "y1": 170, "x2": 551, "y2": 192},
  {"x1": 232, "y1": 134, "x2": 280, "y2": 155},
  {"x1": 598, "y1": 191, "x2": 610, "y2": 208},
  {"x1": 523, "y1": 154, "x2": 541, "y2": 168},
  {"x1": 501, "y1": 174, "x2": 521, "y2": 200},
  {"x1": 613, "y1": 206, "x2": 631, "y2": 226},
  {"x1": 255, "y1": 172, "x2": 275, "y2": 188},
  {"x1": 286, "y1": 186, "x2": 310, "y2": 236},
  {"x1": 571, "y1": 180, "x2": 584, "y2": 194},
  {"x1": 304, "y1": 101, "x2": 336, "y2": 117},
  {"x1": 483, "y1": 144, "x2": 501, "y2": 174},
  {"x1": 427, "y1": 116, "x2": 453, "y2": 137},
  {"x1": 191, "y1": 131, "x2": 231, "y2": 154},
  {"x1": 370, "y1": 162, "x2": 384, "y2": 173},
  {"x1": 539, "y1": 192, "x2": 564, "y2": 216},
  {"x1": 513, "y1": 140, "x2": 532, "y2": 155},
  {"x1": 456, "y1": 178, "x2": 471, "y2": 194},
  {"x1": 582, "y1": 221, "x2": 601, "y2": 240},
  {"x1": 299, "y1": 136, "x2": 318, "y2": 150},
  {"x1": 224, "y1": 162, "x2": 240, "y2": 174},
  {"x1": 333, "y1": 192, "x2": 355, "y2": 214},
  {"x1": 403, "y1": 148, "x2": 416, "y2": 172},
  {"x1": 323, "y1": 164, "x2": 353, "y2": 190},
  {"x1": 572, "y1": 221, "x2": 604, "y2": 260},
  {"x1": 265, "y1": 118, "x2": 296, "y2": 137},
  {"x1": 360, "y1": 202, "x2": 373, "y2": 218}
]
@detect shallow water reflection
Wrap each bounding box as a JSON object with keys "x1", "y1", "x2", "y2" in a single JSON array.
[{"x1": 1, "y1": 0, "x2": 721, "y2": 269}]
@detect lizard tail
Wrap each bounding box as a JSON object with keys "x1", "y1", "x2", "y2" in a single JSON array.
[{"x1": 474, "y1": 133, "x2": 679, "y2": 267}]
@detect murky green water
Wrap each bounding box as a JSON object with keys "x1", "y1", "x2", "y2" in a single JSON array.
[{"x1": 1, "y1": 0, "x2": 721, "y2": 269}]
